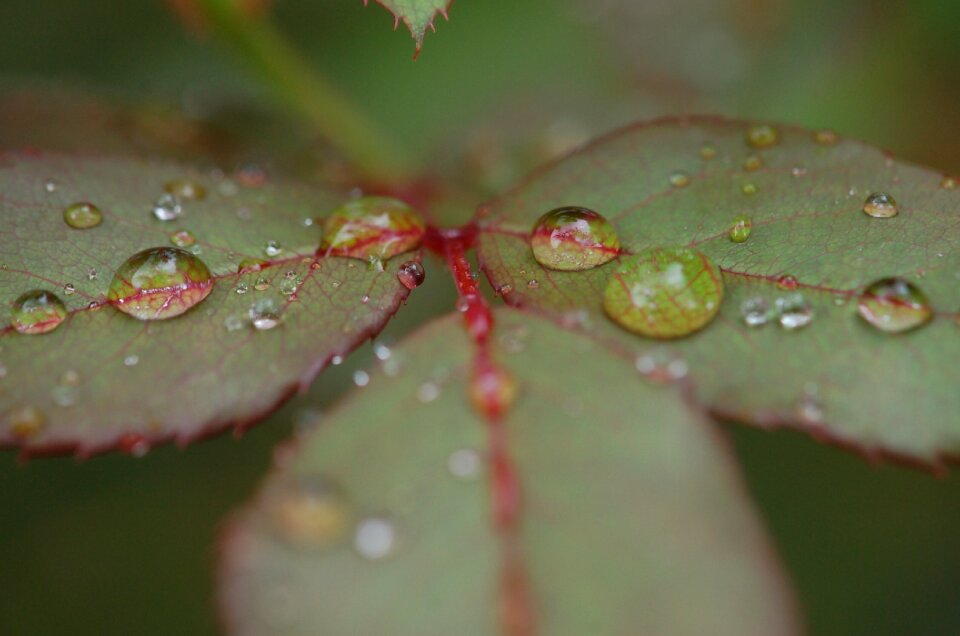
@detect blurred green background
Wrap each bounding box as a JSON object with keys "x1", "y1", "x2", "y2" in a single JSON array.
[{"x1": 0, "y1": 0, "x2": 958, "y2": 634}]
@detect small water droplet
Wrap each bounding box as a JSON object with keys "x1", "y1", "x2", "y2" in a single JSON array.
[
  {"x1": 776, "y1": 274, "x2": 799, "y2": 291},
  {"x1": 279, "y1": 280, "x2": 298, "y2": 296},
  {"x1": 857, "y1": 277, "x2": 931, "y2": 333},
  {"x1": 249, "y1": 298, "x2": 281, "y2": 330},
  {"x1": 700, "y1": 143, "x2": 717, "y2": 160},
  {"x1": 814, "y1": 129, "x2": 838, "y2": 146},
  {"x1": 253, "y1": 277, "x2": 270, "y2": 292},
  {"x1": 746, "y1": 124, "x2": 779, "y2": 148},
  {"x1": 119, "y1": 433, "x2": 149, "y2": 457},
  {"x1": 8, "y1": 405, "x2": 45, "y2": 439},
  {"x1": 603, "y1": 246, "x2": 724, "y2": 339},
  {"x1": 791, "y1": 166, "x2": 807, "y2": 177},
  {"x1": 164, "y1": 179, "x2": 206, "y2": 201},
  {"x1": 447, "y1": 448, "x2": 482, "y2": 480},
  {"x1": 151, "y1": 193, "x2": 183, "y2": 221},
  {"x1": 497, "y1": 284, "x2": 513, "y2": 296},
  {"x1": 373, "y1": 342, "x2": 392, "y2": 361},
  {"x1": 396, "y1": 260, "x2": 425, "y2": 290},
  {"x1": 63, "y1": 202, "x2": 103, "y2": 229},
  {"x1": 353, "y1": 516, "x2": 397, "y2": 560},
  {"x1": 862, "y1": 192, "x2": 898, "y2": 218},
  {"x1": 10, "y1": 290, "x2": 67, "y2": 335},
  {"x1": 320, "y1": 197, "x2": 425, "y2": 263},
  {"x1": 416, "y1": 381, "x2": 440, "y2": 403},
  {"x1": 530, "y1": 206, "x2": 620, "y2": 271},
  {"x1": 360, "y1": 294, "x2": 370, "y2": 304},
  {"x1": 169, "y1": 229, "x2": 196, "y2": 247},
  {"x1": 62, "y1": 283, "x2": 76, "y2": 296},
  {"x1": 941, "y1": 176, "x2": 958, "y2": 190},
  {"x1": 352, "y1": 370, "x2": 370, "y2": 387},
  {"x1": 526, "y1": 279, "x2": 539, "y2": 289},
  {"x1": 51, "y1": 384, "x2": 79, "y2": 408},
  {"x1": 124, "y1": 354, "x2": 140, "y2": 367},
  {"x1": 271, "y1": 475, "x2": 350, "y2": 548},
  {"x1": 634, "y1": 347, "x2": 688, "y2": 383},
  {"x1": 775, "y1": 293, "x2": 813, "y2": 330},
  {"x1": 728, "y1": 215, "x2": 752, "y2": 243},
  {"x1": 108, "y1": 248, "x2": 213, "y2": 320},
  {"x1": 796, "y1": 392, "x2": 824, "y2": 424},
  {"x1": 224, "y1": 315, "x2": 244, "y2": 332},
  {"x1": 235, "y1": 283, "x2": 250, "y2": 295},
  {"x1": 740, "y1": 296, "x2": 770, "y2": 326},
  {"x1": 331, "y1": 355, "x2": 344, "y2": 366},
  {"x1": 743, "y1": 155, "x2": 762, "y2": 171},
  {"x1": 742, "y1": 183, "x2": 758, "y2": 195},
  {"x1": 87, "y1": 268, "x2": 99, "y2": 281},
  {"x1": 238, "y1": 258, "x2": 268, "y2": 273},
  {"x1": 669, "y1": 171, "x2": 690, "y2": 187},
  {"x1": 43, "y1": 179, "x2": 58, "y2": 193},
  {"x1": 264, "y1": 240, "x2": 282, "y2": 257}
]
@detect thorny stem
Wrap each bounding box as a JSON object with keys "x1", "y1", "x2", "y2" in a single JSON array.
[{"x1": 195, "y1": 0, "x2": 416, "y2": 184}]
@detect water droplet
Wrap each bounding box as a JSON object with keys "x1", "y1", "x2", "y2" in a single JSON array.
[
  {"x1": 775, "y1": 293, "x2": 813, "y2": 330},
  {"x1": 634, "y1": 347, "x2": 688, "y2": 383},
  {"x1": 151, "y1": 193, "x2": 183, "y2": 221},
  {"x1": 497, "y1": 284, "x2": 513, "y2": 296},
  {"x1": 857, "y1": 277, "x2": 932, "y2": 333},
  {"x1": 10, "y1": 290, "x2": 67, "y2": 335},
  {"x1": 279, "y1": 280, "x2": 298, "y2": 296},
  {"x1": 320, "y1": 197, "x2": 425, "y2": 263},
  {"x1": 416, "y1": 381, "x2": 440, "y2": 403},
  {"x1": 238, "y1": 258, "x2": 268, "y2": 273},
  {"x1": 469, "y1": 366, "x2": 519, "y2": 418},
  {"x1": 51, "y1": 384, "x2": 79, "y2": 408},
  {"x1": 352, "y1": 370, "x2": 370, "y2": 387},
  {"x1": 87, "y1": 268, "x2": 99, "y2": 281},
  {"x1": 941, "y1": 176, "x2": 958, "y2": 190},
  {"x1": 791, "y1": 166, "x2": 807, "y2": 177},
  {"x1": 43, "y1": 179, "x2": 58, "y2": 193},
  {"x1": 354, "y1": 516, "x2": 397, "y2": 560},
  {"x1": 62, "y1": 283, "x2": 76, "y2": 296},
  {"x1": 530, "y1": 206, "x2": 620, "y2": 271},
  {"x1": 235, "y1": 283, "x2": 250, "y2": 295},
  {"x1": 814, "y1": 129, "x2": 838, "y2": 146},
  {"x1": 124, "y1": 354, "x2": 140, "y2": 367},
  {"x1": 8, "y1": 405, "x2": 45, "y2": 439},
  {"x1": 108, "y1": 247, "x2": 214, "y2": 320},
  {"x1": 373, "y1": 342, "x2": 392, "y2": 361},
  {"x1": 63, "y1": 202, "x2": 103, "y2": 229},
  {"x1": 740, "y1": 296, "x2": 770, "y2": 326},
  {"x1": 526, "y1": 279, "x2": 539, "y2": 289},
  {"x1": 776, "y1": 274, "x2": 799, "y2": 291},
  {"x1": 603, "y1": 246, "x2": 724, "y2": 339},
  {"x1": 61, "y1": 369, "x2": 80, "y2": 385},
  {"x1": 743, "y1": 155, "x2": 762, "y2": 171},
  {"x1": 164, "y1": 179, "x2": 206, "y2": 201},
  {"x1": 728, "y1": 215, "x2": 752, "y2": 243},
  {"x1": 447, "y1": 448, "x2": 482, "y2": 480},
  {"x1": 224, "y1": 315, "x2": 244, "y2": 332},
  {"x1": 331, "y1": 355, "x2": 344, "y2": 366},
  {"x1": 271, "y1": 475, "x2": 350, "y2": 548},
  {"x1": 796, "y1": 393, "x2": 824, "y2": 424},
  {"x1": 169, "y1": 229, "x2": 196, "y2": 247},
  {"x1": 264, "y1": 240, "x2": 282, "y2": 257},
  {"x1": 700, "y1": 143, "x2": 716, "y2": 160},
  {"x1": 862, "y1": 192, "x2": 898, "y2": 218},
  {"x1": 669, "y1": 171, "x2": 690, "y2": 188},
  {"x1": 119, "y1": 433, "x2": 149, "y2": 457},
  {"x1": 746, "y1": 124, "x2": 779, "y2": 148},
  {"x1": 742, "y1": 183, "x2": 758, "y2": 195},
  {"x1": 249, "y1": 298, "x2": 281, "y2": 330},
  {"x1": 254, "y1": 277, "x2": 270, "y2": 292},
  {"x1": 396, "y1": 260, "x2": 425, "y2": 290}
]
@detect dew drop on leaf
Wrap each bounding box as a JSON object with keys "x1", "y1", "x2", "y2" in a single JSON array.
[
  {"x1": 746, "y1": 124, "x2": 779, "y2": 148},
  {"x1": 353, "y1": 516, "x2": 397, "y2": 560},
  {"x1": 224, "y1": 315, "x2": 244, "y2": 332},
  {"x1": 700, "y1": 143, "x2": 717, "y2": 160},
  {"x1": 740, "y1": 296, "x2": 770, "y2": 326},
  {"x1": 263, "y1": 240, "x2": 283, "y2": 258},
  {"x1": 796, "y1": 392, "x2": 824, "y2": 424},
  {"x1": 107, "y1": 247, "x2": 214, "y2": 321},
  {"x1": 254, "y1": 277, "x2": 271, "y2": 292},
  {"x1": 941, "y1": 176, "x2": 958, "y2": 190},
  {"x1": 124, "y1": 354, "x2": 139, "y2": 367},
  {"x1": 634, "y1": 347, "x2": 689, "y2": 383},
  {"x1": 320, "y1": 196, "x2": 425, "y2": 263},
  {"x1": 164, "y1": 179, "x2": 206, "y2": 201},
  {"x1": 416, "y1": 381, "x2": 440, "y2": 403},
  {"x1": 270, "y1": 475, "x2": 350, "y2": 549},
  {"x1": 249, "y1": 298, "x2": 281, "y2": 331},
  {"x1": 863, "y1": 192, "x2": 898, "y2": 218},
  {"x1": 352, "y1": 370, "x2": 370, "y2": 387},
  {"x1": 603, "y1": 246, "x2": 723, "y2": 339},
  {"x1": 814, "y1": 129, "x2": 838, "y2": 146},
  {"x1": 238, "y1": 258, "x2": 267, "y2": 273},
  {"x1": 669, "y1": 171, "x2": 690, "y2": 188},
  {"x1": 62, "y1": 283, "x2": 76, "y2": 296},
  {"x1": 10, "y1": 289, "x2": 67, "y2": 335},
  {"x1": 856, "y1": 277, "x2": 932, "y2": 333},
  {"x1": 119, "y1": 433, "x2": 149, "y2": 457},
  {"x1": 7, "y1": 405, "x2": 45, "y2": 439},
  {"x1": 43, "y1": 179, "x2": 58, "y2": 193},
  {"x1": 728, "y1": 215, "x2": 752, "y2": 243},
  {"x1": 151, "y1": 193, "x2": 183, "y2": 221},
  {"x1": 776, "y1": 274, "x2": 799, "y2": 291},
  {"x1": 469, "y1": 366, "x2": 519, "y2": 418},
  {"x1": 396, "y1": 260, "x2": 425, "y2": 290},
  {"x1": 169, "y1": 229, "x2": 196, "y2": 247},
  {"x1": 63, "y1": 202, "x2": 103, "y2": 229},
  {"x1": 527, "y1": 279, "x2": 539, "y2": 289},
  {"x1": 447, "y1": 448, "x2": 482, "y2": 480},
  {"x1": 775, "y1": 293, "x2": 814, "y2": 330},
  {"x1": 530, "y1": 206, "x2": 620, "y2": 271},
  {"x1": 742, "y1": 183, "x2": 758, "y2": 195},
  {"x1": 743, "y1": 155, "x2": 762, "y2": 171}
]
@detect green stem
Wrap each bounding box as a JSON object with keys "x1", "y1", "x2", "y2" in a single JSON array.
[{"x1": 197, "y1": 0, "x2": 414, "y2": 184}]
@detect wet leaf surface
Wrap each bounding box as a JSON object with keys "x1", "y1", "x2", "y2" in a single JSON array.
[
  {"x1": 0, "y1": 152, "x2": 418, "y2": 455},
  {"x1": 477, "y1": 116, "x2": 960, "y2": 467},
  {"x1": 219, "y1": 308, "x2": 799, "y2": 636}
]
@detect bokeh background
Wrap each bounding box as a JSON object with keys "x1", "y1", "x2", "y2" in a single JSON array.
[{"x1": 1, "y1": 0, "x2": 958, "y2": 634}]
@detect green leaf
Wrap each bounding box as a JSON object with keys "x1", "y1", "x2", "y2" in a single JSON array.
[
  {"x1": 218, "y1": 309, "x2": 799, "y2": 635},
  {"x1": 0, "y1": 152, "x2": 416, "y2": 456},
  {"x1": 367, "y1": 0, "x2": 452, "y2": 55},
  {"x1": 477, "y1": 116, "x2": 960, "y2": 467}
]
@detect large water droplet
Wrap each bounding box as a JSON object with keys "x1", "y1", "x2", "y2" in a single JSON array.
[
  {"x1": 271, "y1": 475, "x2": 350, "y2": 549},
  {"x1": 857, "y1": 277, "x2": 932, "y2": 333},
  {"x1": 863, "y1": 192, "x2": 898, "y2": 219},
  {"x1": 530, "y1": 206, "x2": 620, "y2": 271},
  {"x1": 107, "y1": 247, "x2": 214, "y2": 320},
  {"x1": 10, "y1": 290, "x2": 67, "y2": 335},
  {"x1": 603, "y1": 246, "x2": 723, "y2": 339},
  {"x1": 63, "y1": 202, "x2": 103, "y2": 229},
  {"x1": 775, "y1": 293, "x2": 813, "y2": 330},
  {"x1": 164, "y1": 179, "x2": 206, "y2": 201},
  {"x1": 353, "y1": 516, "x2": 397, "y2": 560},
  {"x1": 320, "y1": 197, "x2": 425, "y2": 263},
  {"x1": 249, "y1": 298, "x2": 281, "y2": 330},
  {"x1": 151, "y1": 193, "x2": 183, "y2": 221},
  {"x1": 728, "y1": 215, "x2": 752, "y2": 243},
  {"x1": 396, "y1": 260, "x2": 425, "y2": 290},
  {"x1": 263, "y1": 240, "x2": 282, "y2": 258},
  {"x1": 746, "y1": 124, "x2": 779, "y2": 148}
]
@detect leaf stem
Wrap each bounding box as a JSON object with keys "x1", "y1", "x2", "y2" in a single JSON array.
[{"x1": 196, "y1": 0, "x2": 415, "y2": 184}]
